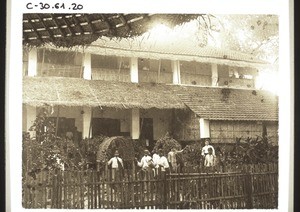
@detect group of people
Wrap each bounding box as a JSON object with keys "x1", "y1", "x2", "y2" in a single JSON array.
[
  {"x1": 107, "y1": 138, "x2": 218, "y2": 177},
  {"x1": 136, "y1": 149, "x2": 170, "y2": 173}
]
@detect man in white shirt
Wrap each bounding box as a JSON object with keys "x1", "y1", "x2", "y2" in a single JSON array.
[
  {"x1": 204, "y1": 147, "x2": 216, "y2": 173},
  {"x1": 201, "y1": 139, "x2": 215, "y2": 157},
  {"x1": 152, "y1": 150, "x2": 160, "y2": 168},
  {"x1": 107, "y1": 150, "x2": 123, "y2": 181},
  {"x1": 136, "y1": 149, "x2": 153, "y2": 181},
  {"x1": 158, "y1": 150, "x2": 170, "y2": 172},
  {"x1": 137, "y1": 149, "x2": 153, "y2": 171},
  {"x1": 152, "y1": 149, "x2": 161, "y2": 176}
]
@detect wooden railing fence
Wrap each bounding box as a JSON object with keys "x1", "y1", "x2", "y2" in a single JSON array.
[{"x1": 23, "y1": 163, "x2": 278, "y2": 209}]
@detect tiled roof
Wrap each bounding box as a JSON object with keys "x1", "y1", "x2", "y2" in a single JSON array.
[{"x1": 170, "y1": 85, "x2": 278, "y2": 121}]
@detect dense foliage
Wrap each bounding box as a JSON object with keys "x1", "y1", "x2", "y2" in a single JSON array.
[
  {"x1": 217, "y1": 136, "x2": 278, "y2": 165},
  {"x1": 96, "y1": 136, "x2": 135, "y2": 169},
  {"x1": 173, "y1": 136, "x2": 278, "y2": 168},
  {"x1": 23, "y1": 110, "x2": 278, "y2": 177},
  {"x1": 153, "y1": 133, "x2": 182, "y2": 156},
  {"x1": 23, "y1": 110, "x2": 106, "y2": 178}
]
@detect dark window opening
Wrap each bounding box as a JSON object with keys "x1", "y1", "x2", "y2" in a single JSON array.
[
  {"x1": 48, "y1": 117, "x2": 76, "y2": 138},
  {"x1": 92, "y1": 118, "x2": 121, "y2": 137}
]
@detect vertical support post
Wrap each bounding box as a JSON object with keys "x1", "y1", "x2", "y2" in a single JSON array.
[
  {"x1": 28, "y1": 48, "x2": 38, "y2": 77},
  {"x1": 83, "y1": 53, "x2": 92, "y2": 80},
  {"x1": 82, "y1": 106, "x2": 92, "y2": 138},
  {"x1": 246, "y1": 172, "x2": 254, "y2": 209},
  {"x1": 55, "y1": 106, "x2": 60, "y2": 137},
  {"x1": 199, "y1": 118, "x2": 210, "y2": 139},
  {"x1": 211, "y1": 64, "x2": 218, "y2": 87},
  {"x1": 157, "y1": 59, "x2": 161, "y2": 83},
  {"x1": 26, "y1": 105, "x2": 37, "y2": 137},
  {"x1": 172, "y1": 60, "x2": 181, "y2": 84},
  {"x1": 131, "y1": 108, "x2": 140, "y2": 139},
  {"x1": 130, "y1": 57, "x2": 139, "y2": 83},
  {"x1": 162, "y1": 171, "x2": 168, "y2": 209}
]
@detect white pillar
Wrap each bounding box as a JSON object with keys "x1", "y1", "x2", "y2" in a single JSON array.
[
  {"x1": 211, "y1": 64, "x2": 218, "y2": 87},
  {"x1": 130, "y1": 57, "x2": 139, "y2": 83},
  {"x1": 28, "y1": 48, "x2": 37, "y2": 77},
  {"x1": 172, "y1": 60, "x2": 181, "y2": 84},
  {"x1": 26, "y1": 105, "x2": 37, "y2": 137},
  {"x1": 131, "y1": 108, "x2": 140, "y2": 139},
  {"x1": 83, "y1": 53, "x2": 92, "y2": 80},
  {"x1": 82, "y1": 106, "x2": 92, "y2": 138},
  {"x1": 199, "y1": 118, "x2": 210, "y2": 138}
]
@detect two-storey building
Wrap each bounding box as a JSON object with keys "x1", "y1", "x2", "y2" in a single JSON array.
[
  {"x1": 23, "y1": 14, "x2": 278, "y2": 147},
  {"x1": 22, "y1": 37, "x2": 278, "y2": 147}
]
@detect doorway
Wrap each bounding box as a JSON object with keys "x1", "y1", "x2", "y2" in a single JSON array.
[
  {"x1": 92, "y1": 118, "x2": 121, "y2": 137},
  {"x1": 140, "y1": 118, "x2": 154, "y2": 149}
]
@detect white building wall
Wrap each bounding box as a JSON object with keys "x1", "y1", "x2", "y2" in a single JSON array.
[
  {"x1": 172, "y1": 60, "x2": 181, "y2": 84},
  {"x1": 199, "y1": 118, "x2": 210, "y2": 138},
  {"x1": 82, "y1": 107, "x2": 92, "y2": 138},
  {"x1": 28, "y1": 48, "x2": 37, "y2": 76},
  {"x1": 22, "y1": 105, "x2": 37, "y2": 132},
  {"x1": 131, "y1": 108, "x2": 140, "y2": 139},
  {"x1": 211, "y1": 64, "x2": 218, "y2": 86},
  {"x1": 83, "y1": 53, "x2": 92, "y2": 80},
  {"x1": 130, "y1": 57, "x2": 139, "y2": 83}
]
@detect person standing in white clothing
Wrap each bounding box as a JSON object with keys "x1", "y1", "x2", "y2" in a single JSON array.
[
  {"x1": 137, "y1": 149, "x2": 153, "y2": 170},
  {"x1": 107, "y1": 150, "x2": 123, "y2": 181},
  {"x1": 201, "y1": 139, "x2": 215, "y2": 157},
  {"x1": 204, "y1": 147, "x2": 216, "y2": 173},
  {"x1": 152, "y1": 150, "x2": 160, "y2": 168},
  {"x1": 158, "y1": 150, "x2": 170, "y2": 173}
]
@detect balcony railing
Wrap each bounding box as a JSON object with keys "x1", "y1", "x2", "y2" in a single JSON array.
[
  {"x1": 37, "y1": 63, "x2": 83, "y2": 78},
  {"x1": 219, "y1": 77, "x2": 255, "y2": 89},
  {"x1": 92, "y1": 68, "x2": 131, "y2": 82}
]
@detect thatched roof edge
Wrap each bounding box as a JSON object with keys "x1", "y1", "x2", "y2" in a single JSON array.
[{"x1": 23, "y1": 77, "x2": 186, "y2": 109}]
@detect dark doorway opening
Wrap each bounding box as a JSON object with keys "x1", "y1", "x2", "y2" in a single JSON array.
[
  {"x1": 92, "y1": 118, "x2": 121, "y2": 137},
  {"x1": 49, "y1": 117, "x2": 75, "y2": 138},
  {"x1": 140, "y1": 118, "x2": 154, "y2": 150}
]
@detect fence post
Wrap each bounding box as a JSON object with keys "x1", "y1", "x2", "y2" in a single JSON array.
[
  {"x1": 245, "y1": 172, "x2": 254, "y2": 209},
  {"x1": 162, "y1": 170, "x2": 168, "y2": 209}
]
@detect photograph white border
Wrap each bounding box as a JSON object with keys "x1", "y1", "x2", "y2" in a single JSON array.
[{"x1": 6, "y1": 0, "x2": 293, "y2": 211}]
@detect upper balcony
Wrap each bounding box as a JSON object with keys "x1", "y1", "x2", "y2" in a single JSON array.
[{"x1": 23, "y1": 46, "x2": 262, "y2": 90}]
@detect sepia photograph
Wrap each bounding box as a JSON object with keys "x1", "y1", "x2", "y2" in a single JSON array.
[{"x1": 20, "y1": 13, "x2": 281, "y2": 209}]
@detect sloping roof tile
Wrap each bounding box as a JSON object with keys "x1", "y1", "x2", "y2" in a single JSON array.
[{"x1": 170, "y1": 85, "x2": 278, "y2": 121}]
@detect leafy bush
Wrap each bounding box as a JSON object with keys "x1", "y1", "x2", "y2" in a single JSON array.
[
  {"x1": 153, "y1": 133, "x2": 182, "y2": 155},
  {"x1": 181, "y1": 141, "x2": 203, "y2": 167},
  {"x1": 23, "y1": 110, "x2": 107, "y2": 178},
  {"x1": 96, "y1": 136, "x2": 135, "y2": 169},
  {"x1": 81, "y1": 135, "x2": 107, "y2": 166}
]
